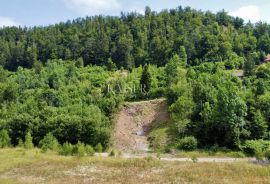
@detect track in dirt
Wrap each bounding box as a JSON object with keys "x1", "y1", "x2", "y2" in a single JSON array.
[{"x1": 113, "y1": 98, "x2": 170, "y2": 152}]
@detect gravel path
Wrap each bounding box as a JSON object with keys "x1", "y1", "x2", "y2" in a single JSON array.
[{"x1": 95, "y1": 153, "x2": 256, "y2": 163}]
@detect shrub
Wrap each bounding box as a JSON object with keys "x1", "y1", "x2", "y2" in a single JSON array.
[
  {"x1": 265, "y1": 149, "x2": 270, "y2": 160},
  {"x1": 39, "y1": 133, "x2": 59, "y2": 152},
  {"x1": 17, "y1": 139, "x2": 24, "y2": 148},
  {"x1": 24, "y1": 131, "x2": 34, "y2": 149},
  {"x1": 177, "y1": 136, "x2": 198, "y2": 151},
  {"x1": 85, "y1": 145, "x2": 95, "y2": 156},
  {"x1": 59, "y1": 142, "x2": 73, "y2": 156},
  {"x1": 0, "y1": 129, "x2": 11, "y2": 148},
  {"x1": 242, "y1": 140, "x2": 270, "y2": 156},
  {"x1": 148, "y1": 127, "x2": 168, "y2": 152},
  {"x1": 109, "y1": 149, "x2": 117, "y2": 157},
  {"x1": 255, "y1": 151, "x2": 264, "y2": 161},
  {"x1": 72, "y1": 142, "x2": 86, "y2": 157},
  {"x1": 95, "y1": 143, "x2": 103, "y2": 153}
]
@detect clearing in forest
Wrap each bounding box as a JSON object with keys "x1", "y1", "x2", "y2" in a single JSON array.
[{"x1": 113, "y1": 98, "x2": 170, "y2": 152}]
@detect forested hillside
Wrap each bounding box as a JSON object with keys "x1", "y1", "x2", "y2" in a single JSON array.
[
  {"x1": 0, "y1": 6, "x2": 269, "y2": 71},
  {"x1": 0, "y1": 6, "x2": 270, "y2": 157}
]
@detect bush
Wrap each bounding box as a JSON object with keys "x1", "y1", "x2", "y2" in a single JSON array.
[
  {"x1": 59, "y1": 142, "x2": 95, "y2": 157},
  {"x1": 0, "y1": 129, "x2": 11, "y2": 148},
  {"x1": 72, "y1": 142, "x2": 86, "y2": 157},
  {"x1": 177, "y1": 136, "x2": 198, "y2": 151},
  {"x1": 59, "y1": 142, "x2": 73, "y2": 156},
  {"x1": 242, "y1": 140, "x2": 270, "y2": 156},
  {"x1": 85, "y1": 145, "x2": 95, "y2": 156},
  {"x1": 109, "y1": 149, "x2": 117, "y2": 157},
  {"x1": 39, "y1": 133, "x2": 59, "y2": 152},
  {"x1": 17, "y1": 139, "x2": 24, "y2": 148},
  {"x1": 265, "y1": 149, "x2": 270, "y2": 160},
  {"x1": 24, "y1": 131, "x2": 34, "y2": 149},
  {"x1": 95, "y1": 143, "x2": 103, "y2": 153},
  {"x1": 148, "y1": 127, "x2": 168, "y2": 152}
]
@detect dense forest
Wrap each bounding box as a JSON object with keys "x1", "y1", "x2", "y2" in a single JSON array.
[
  {"x1": 0, "y1": 6, "x2": 269, "y2": 71},
  {"x1": 1, "y1": 6, "x2": 270, "y2": 156}
]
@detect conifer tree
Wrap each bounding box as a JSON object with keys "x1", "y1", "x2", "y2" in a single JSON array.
[
  {"x1": 24, "y1": 131, "x2": 34, "y2": 149},
  {"x1": 140, "y1": 64, "x2": 152, "y2": 94}
]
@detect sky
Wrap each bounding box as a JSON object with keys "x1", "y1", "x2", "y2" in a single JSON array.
[{"x1": 1, "y1": 0, "x2": 270, "y2": 27}]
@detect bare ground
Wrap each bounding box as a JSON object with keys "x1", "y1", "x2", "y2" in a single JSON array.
[{"x1": 113, "y1": 98, "x2": 170, "y2": 151}]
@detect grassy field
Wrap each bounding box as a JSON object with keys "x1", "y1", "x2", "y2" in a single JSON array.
[{"x1": 0, "y1": 149, "x2": 270, "y2": 184}]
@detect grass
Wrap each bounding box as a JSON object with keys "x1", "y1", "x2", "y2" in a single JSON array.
[
  {"x1": 172, "y1": 150, "x2": 246, "y2": 158},
  {"x1": 0, "y1": 148, "x2": 269, "y2": 184}
]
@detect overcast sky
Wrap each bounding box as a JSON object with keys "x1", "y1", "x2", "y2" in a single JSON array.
[{"x1": 1, "y1": 0, "x2": 270, "y2": 27}]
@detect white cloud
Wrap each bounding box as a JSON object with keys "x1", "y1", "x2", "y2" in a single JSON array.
[
  {"x1": 229, "y1": 5, "x2": 261, "y2": 23},
  {"x1": 129, "y1": 7, "x2": 144, "y2": 15},
  {"x1": 0, "y1": 16, "x2": 18, "y2": 27},
  {"x1": 64, "y1": 0, "x2": 121, "y2": 14}
]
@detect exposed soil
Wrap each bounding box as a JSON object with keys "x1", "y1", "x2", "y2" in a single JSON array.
[{"x1": 113, "y1": 98, "x2": 170, "y2": 152}]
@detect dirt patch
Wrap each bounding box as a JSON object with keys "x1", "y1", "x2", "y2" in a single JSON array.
[{"x1": 113, "y1": 98, "x2": 170, "y2": 151}]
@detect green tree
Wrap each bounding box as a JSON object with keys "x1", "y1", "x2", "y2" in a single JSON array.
[
  {"x1": 33, "y1": 60, "x2": 43, "y2": 74},
  {"x1": 140, "y1": 64, "x2": 152, "y2": 94},
  {"x1": 0, "y1": 130, "x2": 11, "y2": 148},
  {"x1": 244, "y1": 53, "x2": 256, "y2": 76},
  {"x1": 248, "y1": 111, "x2": 268, "y2": 139},
  {"x1": 106, "y1": 57, "x2": 117, "y2": 71},
  {"x1": 24, "y1": 131, "x2": 34, "y2": 149},
  {"x1": 95, "y1": 143, "x2": 103, "y2": 153},
  {"x1": 75, "y1": 57, "x2": 84, "y2": 68},
  {"x1": 39, "y1": 133, "x2": 59, "y2": 152},
  {"x1": 169, "y1": 96, "x2": 194, "y2": 135},
  {"x1": 165, "y1": 54, "x2": 183, "y2": 85},
  {"x1": 179, "y1": 46, "x2": 187, "y2": 67}
]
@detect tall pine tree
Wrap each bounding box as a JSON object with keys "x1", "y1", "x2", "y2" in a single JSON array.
[{"x1": 140, "y1": 64, "x2": 152, "y2": 94}]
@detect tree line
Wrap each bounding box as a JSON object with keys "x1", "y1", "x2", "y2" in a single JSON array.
[
  {"x1": 0, "y1": 6, "x2": 270, "y2": 71},
  {"x1": 0, "y1": 6, "x2": 270, "y2": 155}
]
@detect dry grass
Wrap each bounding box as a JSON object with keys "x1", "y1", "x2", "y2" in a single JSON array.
[
  {"x1": 0, "y1": 149, "x2": 270, "y2": 184},
  {"x1": 172, "y1": 150, "x2": 246, "y2": 158}
]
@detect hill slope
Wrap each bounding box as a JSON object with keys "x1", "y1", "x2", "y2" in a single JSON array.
[{"x1": 113, "y1": 98, "x2": 170, "y2": 152}]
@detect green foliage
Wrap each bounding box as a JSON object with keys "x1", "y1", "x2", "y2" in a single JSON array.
[
  {"x1": 95, "y1": 143, "x2": 103, "y2": 153},
  {"x1": 177, "y1": 136, "x2": 198, "y2": 151},
  {"x1": 247, "y1": 111, "x2": 268, "y2": 139},
  {"x1": 17, "y1": 139, "x2": 24, "y2": 148},
  {"x1": 24, "y1": 132, "x2": 34, "y2": 149},
  {"x1": 0, "y1": 5, "x2": 268, "y2": 72},
  {"x1": 244, "y1": 53, "x2": 256, "y2": 76},
  {"x1": 191, "y1": 72, "x2": 247, "y2": 148},
  {"x1": 224, "y1": 53, "x2": 244, "y2": 69},
  {"x1": 39, "y1": 133, "x2": 59, "y2": 152},
  {"x1": 265, "y1": 149, "x2": 270, "y2": 160},
  {"x1": 106, "y1": 58, "x2": 117, "y2": 71},
  {"x1": 0, "y1": 61, "x2": 124, "y2": 148},
  {"x1": 85, "y1": 145, "x2": 95, "y2": 156},
  {"x1": 148, "y1": 126, "x2": 169, "y2": 152},
  {"x1": 75, "y1": 57, "x2": 84, "y2": 68},
  {"x1": 59, "y1": 142, "x2": 73, "y2": 156},
  {"x1": 0, "y1": 130, "x2": 11, "y2": 148},
  {"x1": 33, "y1": 60, "x2": 43, "y2": 74},
  {"x1": 165, "y1": 55, "x2": 184, "y2": 85},
  {"x1": 242, "y1": 140, "x2": 270, "y2": 156},
  {"x1": 72, "y1": 142, "x2": 86, "y2": 157},
  {"x1": 109, "y1": 149, "x2": 117, "y2": 157},
  {"x1": 178, "y1": 46, "x2": 187, "y2": 67},
  {"x1": 59, "y1": 142, "x2": 95, "y2": 157},
  {"x1": 140, "y1": 64, "x2": 152, "y2": 94},
  {"x1": 169, "y1": 96, "x2": 194, "y2": 135},
  {"x1": 1, "y1": 6, "x2": 270, "y2": 153}
]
